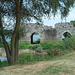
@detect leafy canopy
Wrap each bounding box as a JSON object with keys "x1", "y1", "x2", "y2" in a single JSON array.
[{"x1": 0, "y1": 0, "x2": 75, "y2": 23}]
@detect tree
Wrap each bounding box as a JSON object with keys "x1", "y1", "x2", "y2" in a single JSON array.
[
  {"x1": 70, "y1": 20, "x2": 75, "y2": 27},
  {"x1": 0, "y1": 0, "x2": 75, "y2": 64}
]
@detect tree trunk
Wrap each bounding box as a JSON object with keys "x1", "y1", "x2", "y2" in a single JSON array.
[
  {"x1": 10, "y1": 0, "x2": 23, "y2": 63},
  {"x1": 0, "y1": 0, "x2": 23, "y2": 64},
  {"x1": 0, "y1": 14, "x2": 11, "y2": 64}
]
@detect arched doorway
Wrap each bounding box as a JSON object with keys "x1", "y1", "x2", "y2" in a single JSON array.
[
  {"x1": 62, "y1": 32, "x2": 71, "y2": 40},
  {"x1": 31, "y1": 32, "x2": 40, "y2": 44}
]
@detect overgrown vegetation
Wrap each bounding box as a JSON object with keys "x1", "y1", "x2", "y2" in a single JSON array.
[
  {"x1": 40, "y1": 41, "x2": 65, "y2": 50},
  {"x1": 33, "y1": 39, "x2": 40, "y2": 44},
  {"x1": 18, "y1": 42, "x2": 32, "y2": 49},
  {"x1": 0, "y1": 35, "x2": 75, "y2": 68},
  {"x1": 63, "y1": 35, "x2": 75, "y2": 50},
  {"x1": 0, "y1": 60, "x2": 8, "y2": 67},
  {"x1": 18, "y1": 53, "x2": 50, "y2": 64},
  {"x1": 70, "y1": 20, "x2": 75, "y2": 27}
]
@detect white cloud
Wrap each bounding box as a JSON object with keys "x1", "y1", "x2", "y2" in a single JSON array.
[{"x1": 43, "y1": 8, "x2": 75, "y2": 28}]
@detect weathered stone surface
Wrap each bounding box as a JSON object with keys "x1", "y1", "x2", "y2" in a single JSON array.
[
  {"x1": 20, "y1": 23, "x2": 57, "y2": 43},
  {"x1": 20, "y1": 22, "x2": 75, "y2": 43},
  {"x1": 55, "y1": 22, "x2": 75, "y2": 40}
]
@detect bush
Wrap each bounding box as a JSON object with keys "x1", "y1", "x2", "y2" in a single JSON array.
[
  {"x1": 35, "y1": 46, "x2": 43, "y2": 52},
  {"x1": 0, "y1": 60, "x2": 8, "y2": 67},
  {"x1": 40, "y1": 41, "x2": 64, "y2": 50},
  {"x1": 18, "y1": 53, "x2": 50, "y2": 64},
  {"x1": 63, "y1": 35, "x2": 75, "y2": 50},
  {"x1": 18, "y1": 53, "x2": 34, "y2": 64},
  {"x1": 31, "y1": 44, "x2": 43, "y2": 52},
  {"x1": 19, "y1": 42, "x2": 32, "y2": 49},
  {"x1": 47, "y1": 46, "x2": 60, "y2": 57}
]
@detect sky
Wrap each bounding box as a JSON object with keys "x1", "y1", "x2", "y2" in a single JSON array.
[
  {"x1": 42, "y1": 8, "x2": 75, "y2": 28},
  {"x1": 4, "y1": 7, "x2": 75, "y2": 29},
  {"x1": 31, "y1": 8, "x2": 75, "y2": 28}
]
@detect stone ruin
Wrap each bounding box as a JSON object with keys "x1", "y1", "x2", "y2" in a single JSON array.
[{"x1": 20, "y1": 22, "x2": 75, "y2": 43}]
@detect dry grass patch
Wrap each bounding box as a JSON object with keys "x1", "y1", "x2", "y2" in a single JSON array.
[{"x1": 0, "y1": 52, "x2": 75, "y2": 75}]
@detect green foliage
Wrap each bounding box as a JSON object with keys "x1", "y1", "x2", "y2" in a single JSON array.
[
  {"x1": 0, "y1": 29, "x2": 12, "y2": 43},
  {"x1": 0, "y1": 0, "x2": 75, "y2": 64},
  {"x1": 0, "y1": 43, "x2": 4, "y2": 48},
  {"x1": 63, "y1": 32, "x2": 71, "y2": 38},
  {"x1": 31, "y1": 44, "x2": 41, "y2": 50},
  {"x1": 35, "y1": 46, "x2": 43, "y2": 52},
  {"x1": 40, "y1": 41, "x2": 65, "y2": 50},
  {"x1": 18, "y1": 42, "x2": 32, "y2": 49},
  {"x1": 63, "y1": 35, "x2": 75, "y2": 50},
  {"x1": 47, "y1": 46, "x2": 60, "y2": 57},
  {"x1": 18, "y1": 53, "x2": 34, "y2": 64},
  {"x1": 33, "y1": 39, "x2": 40, "y2": 44},
  {"x1": 31, "y1": 44, "x2": 43, "y2": 52},
  {"x1": 70, "y1": 20, "x2": 75, "y2": 27},
  {"x1": 18, "y1": 53, "x2": 50, "y2": 64},
  {"x1": 0, "y1": 60, "x2": 8, "y2": 68}
]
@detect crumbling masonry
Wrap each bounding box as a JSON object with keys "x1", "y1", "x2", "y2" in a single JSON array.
[{"x1": 20, "y1": 22, "x2": 75, "y2": 43}]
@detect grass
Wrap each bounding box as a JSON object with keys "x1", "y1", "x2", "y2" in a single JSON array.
[
  {"x1": 0, "y1": 40, "x2": 69, "y2": 50},
  {"x1": 31, "y1": 52, "x2": 75, "y2": 75},
  {"x1": 18, "y1": 53, "x2": 51, "y2": 64},
  {"x1": 0, "y1": 39, "x2": 75, "y2": 69},
  {"x1": 0, "y1": 51, "x2": 75, "y2": 75},
  {"x1": 40, "y1": 40, "x2": 65, "y2": 50},
  {"x1": 18, "y1": 42, "x2": 32, "y2": 49},
  {"x1": 0, "y1": 42, "x2": 32, "y2": 50},
  {"x1": 34, "y1": 65, "x2": 74, "y2": 75}
]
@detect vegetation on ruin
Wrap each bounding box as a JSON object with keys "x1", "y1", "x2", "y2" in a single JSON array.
[
  {"x1": 0, "y1": 35, "x2": 75, "y2": 69},
  {"x1": 0, "y1": 0, "x2": 75, "y2": 64}
]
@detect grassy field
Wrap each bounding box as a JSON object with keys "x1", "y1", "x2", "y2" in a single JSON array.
[
  {"x1": 0, "y1": 51, "x2": 75, "y2": 75},
  {"x1": 0, "y1": 36, "x2": 75, "y2": 75}
]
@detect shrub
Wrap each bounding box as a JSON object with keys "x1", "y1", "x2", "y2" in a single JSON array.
[
  {"x1": 63, "y1": 35, "x2": 75, "y2": 50},
  {"x1": 31, "y1": 44, "x2": 43, "y2": 52},
  {"x1": 47, "y1": 46, "x2": 60, "y2": 57},
  {"x1": 19, "y1": 42, "x2": 32, "y2": 49},
  {"x1": 35, "y1": 46, "x2": 43, "y2": 52},
  {"x1": 40, "y1": 41, "x2": 52, "y2": 50},
  {"x1": 0, "y1": 60, "x2": 8, "y2": 67},
  {"x1": 18, "y1": 53, "x2": 34, "y2": 64},
  {"x1": 40, "y1": 41, "x2": 65, "y2": 50}
]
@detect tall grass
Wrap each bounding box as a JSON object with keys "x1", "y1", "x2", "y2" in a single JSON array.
[
  {"x1": 63, "y1": 35, "x2": 75, "y2": 50},
  {"x1": 18, "y1": 53, "x2": 50, "y2": 64},
  {"x1": 18, "y1": 42, "x2": 32, "y2": 49},
  {"x1": 40, "y1": 40, "x2": 65, "y2": 50}
]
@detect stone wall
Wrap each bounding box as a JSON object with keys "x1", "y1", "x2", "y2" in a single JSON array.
[
  {"x1": 20, "y1": 22, "x2": 75, "y2": 43},
  {"x1": 55, "y1": 22, "x2": 75, "y2": 40}
]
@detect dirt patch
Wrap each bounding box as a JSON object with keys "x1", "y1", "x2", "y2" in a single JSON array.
[{"x1": 0, "y1": 59, "x2": 73, "y2": 75}]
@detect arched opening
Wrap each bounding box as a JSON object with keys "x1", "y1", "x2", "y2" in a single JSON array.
[
  {"x1": 62, "y1": 32, "x2": 71, "y2": 40},
  {"x1": 31, "y1": 32, "x2": 40, "y2": 44}
]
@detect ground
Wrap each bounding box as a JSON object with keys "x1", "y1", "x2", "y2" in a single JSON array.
[{"x1": 0, "y1": 52, "x2": 75, "y2": 75}]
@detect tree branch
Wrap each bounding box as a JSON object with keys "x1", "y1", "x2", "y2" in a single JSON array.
[
  {"x1": 20, "y1": 0, "x2": 23, "y2": 9},
  {"x1": 0, "y1": 14, "x2": 11, "y2": 56}
]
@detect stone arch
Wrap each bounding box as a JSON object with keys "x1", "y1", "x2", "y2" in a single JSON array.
[
  {"x1": 61, "y1": 30, "x2": 72, "y2": 37},
  {"x1": 62, "y1": 31, "x2": 71, "y2": 39},
  {"x1": 31, "y1": 32, "x2": 40, "y2": 44}
]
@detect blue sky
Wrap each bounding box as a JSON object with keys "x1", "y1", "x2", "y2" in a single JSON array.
[
  {"x1": 42, "y1": 8, "x2": 75, "y2": 28},
  {"x1": 31, "y1": 8, "x2": 75, "y2": 28},
  {"x1": 4, "y1": 7, "x2": 75, "y2": 29}
]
